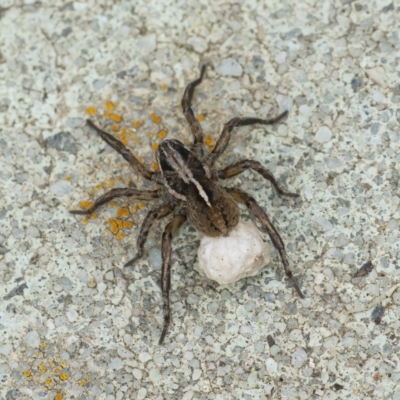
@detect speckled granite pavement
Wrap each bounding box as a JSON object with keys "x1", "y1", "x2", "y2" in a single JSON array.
[{"x1": 1, "y1": 1, "x2": 400, "y2": 399}]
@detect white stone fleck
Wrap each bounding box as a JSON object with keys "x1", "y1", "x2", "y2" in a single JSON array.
[
  {"x1": 0, "y1": 344, "x2": 12, "y2": 356},
  {"x1": 275, "y1": 51, "x2": 287, "y2": 63},
  {"x1": 304, "y1": 187, "x2": 313, "y2": 200},
  {"x1": 366, "y1": 66, "x2": 387, "y2": 88},
  {"x1": 197, "y1": 221, "x2": 270, "y2": 285},
  {"x1": 314, "y1": 273, "x2": 325, "y2": 284},
  {"x1": 292, "y1": 347, "x2": 308, "y2": 367},
  {"x1": 149, "y1": 368, "x2": 162, "y2": 382},
  {"x1": 315, "y1": 126, "x2": 332, "y2": 143},
  {"x1": 132, "y1": 368, "x2": 142, "y2": 380},
  {"x1": 137, "y1": 388, "x2": 147, "y2": 400},
  {"x1": 97, "y1": 282, "x2": 107, "y2": 294},
  {"x1": 192, "y1": 368, "x2": 202, "y2": 380},
  {"x1": 117, "y1": 346, "x2": 134, "y2": 358},
  {"x1": 188, "y1": 36, "x2": 208, "y2": 53},
  {"x1": 218, "y1": 58, "x2": 243, "y2": 76},
  {"x1": 66, "y1": 309, "x2": 78, "y2": 323},
  {"x1": 138, "y1": 352, "x2": 152, "y2": 363},
  {"x1": 49, "y1": 180, "x2": 72, "y2": 196},
  {"x1": 266, "y1": 358, "x2": 278, "y2": 375},
  {"x1": 109, "y1": 357, "x2": 123, "y2": 370},
  {"x1": 24, "y1": 330, "x2": 40, "y2": 348},
  {"x1": 276, "y1": 95, "x2": 293, "y2": 112}
]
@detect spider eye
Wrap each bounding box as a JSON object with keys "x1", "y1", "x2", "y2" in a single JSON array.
[{"x1": 158, "y1": 140, "x2": 190, "y2": 172}]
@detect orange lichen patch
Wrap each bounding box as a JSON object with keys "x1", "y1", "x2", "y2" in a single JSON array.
[
  {"x1": 105, "y1": 101, "x2": 117, "y2": 112},
  {"x1": 160, "y1": 84, "x2": 168, "y2": 91},
  {"x1": 60, "y1": 361, "x2": 68, "y2": 368},
  {"x1": 133, "y1": 137, "x2": 141, "y2": 144},
  {"x1": 129, "y1": 205, "x2": 137, "y2": 213},
  {"x1": 116, "y1": 176, "x2": 122, "y2": 182},
  {"x1": 137, "y1": 201, "x2": 145, "y2": 209},
  {"x1": 44, "y1": 377, "x2": 54, "y2": 386},
  {"x1": 137, "y1": 156, "x2": 144, "y2": 164},
  {"x1": 38, "y1": 362, "x2": 47, "y2": 373},
  {"x1": 204, "y1": 134, "x2": 214, "y2": 150},
  {"x1": 59, "y1": 372, "x2": 69, "y2": 381},
  {"x1": 82, "y1": 218, "x2": 89, "y2": 224},
  {"x1": 131, "y1": 120, "x2": 142, "y2": 128},
  {"x1": 103, "y1": 110, "x2": 111, "y2": 118},
  {"x1": 40, "y1": 342, "x2": 47, "y2": 348},
  {"x1": 150, "y1": 112, "x2": 161, "y2": 124},
  {"x1": 54, "y1": 366, "x2": 62, "y2": 374},
  {"x1": 152, "y1": 143, "x2": 159, "y2": 152},
  {"x1": 23, "y1": 370, "x2": 32, "y2": 378},
  {"x1": 55, "y1": 393, "x2": 64, "y2": 400},
  {"x1": 108, "y1": 178, "x2": 116, "y2": 188},
  {"x1": 158, "y1": 130, "x2": 167, "y2": 139},
  {"x1": 89, "y1": 213, "x2": 97, "y2": 219},
  {"x1": 117, "y1": 207, "x2": 129, "y2": 218},
  {"x1": 65, "y1": 176, "x2": 71, "y2": 181},
  {"x1": 94, "y1": 184, "x2": 102, "y2": 191},
  {"x1": 109, "y1": 113, "x2": 122, "y2": 123},
  {"x1": 108, "y1": 218, "x2": 119, "y2": 234},
  {"x1": 88, "y1": 188, "x2": 94, "y2": 196},
  {"x1": 116, "y1": 231, "x2": 125, "y2": 240},
  {"x1": 109, "y1": 201, "x2": 117, "y2": 208},
  {"x1": 197, "y1": 114, "x2": 205, "y2": 121},
  {"x1": 86, "y1": 107, "x2": 97, "y2": 116},
  {"x1": 79, "y1": 201, "x2": 92, "y2": 210},
  {"x1": 111, "y1": 124, "x2": 120, "y2": 132},
  {"x1": 151, "y1": 163, "x2": 159, "y2": 171},
  {"x1": 78, "y1": 379, "x2": 86, "y2": 387},
  {"x1": 122, "y1": 221, "x2": 133, "y2": 228}
]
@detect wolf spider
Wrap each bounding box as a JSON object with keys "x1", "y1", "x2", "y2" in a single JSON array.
[{"x1": 70, "y1": 65, "x2": 304, "y2": 344}]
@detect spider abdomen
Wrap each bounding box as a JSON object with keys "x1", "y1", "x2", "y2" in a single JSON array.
[{"x1": 186, "y1": 179, "x2": 240, "y2": 237}]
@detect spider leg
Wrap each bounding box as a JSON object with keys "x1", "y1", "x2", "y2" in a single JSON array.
[
  {"x1": 210, "y1": 111, "x2": 288, "y2": 163},
  {"x1": 181, "y1": 65, "x2": 206, "y2": 149},
  {"x1": 227, "y1": 187, "x2": 304, "y2": 298},
  {"x1": 70, "y1": 188, "x2": 159, "y2": 215},
  {"x1": 124, "y1": 203, "x2": 174, "y2": 267},
  {"x1": 218, "y1": 160, "x2": 298, "y2": 198},
  {"x1": 87, "y1": 119, "x2": 154, "y2": 181},
  {"x1": 159, "y1": 214, "x2": 187, "y2": 345}
]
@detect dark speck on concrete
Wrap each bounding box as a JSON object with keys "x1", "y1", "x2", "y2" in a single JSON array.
[
  {"x1": 45, "y1": 131, "x2": 77, "y2": 154},
  {"x1": 351, "y1": 77, "x2": 362, "y2": 92},
  {"x1": 371, "y1": 304, "x2": 384, "y2": 323}
]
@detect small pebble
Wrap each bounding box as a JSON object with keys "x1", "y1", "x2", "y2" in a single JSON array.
[
  {"x1": 66, "y1": 309, "x2": 78, "y2": 323},
  {"x1": 266, "y1": 357, "x2": 277, "y2": 374},
  {"x1": 218, "y1": 58, "x2": 243, "y2": 76},
  {"x1": 24, "y1": 331, "x2": 40, "y2": 348},
  {"x1": 292, "y1": 347, "x2": 308, "y2": 367},
  {"x1": 315, "y1": 126, "x2": 332, "y2": 143},
  {"x1": 117, "y1": 346, "x2": 134, "y2": 358}
]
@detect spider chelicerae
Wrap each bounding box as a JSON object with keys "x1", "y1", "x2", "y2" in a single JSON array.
[{"x1": 71, "y1": 65, "x2": 304, "y2": 344}]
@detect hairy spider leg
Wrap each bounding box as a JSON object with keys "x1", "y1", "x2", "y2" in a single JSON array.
[
  {"x1": 210, "y1": 111, "x2": 288, "y2": 163},
  {"x1": 159, "y1": 214, "x2": 187, "y2": 344},
  {"x1": 124, "y1": 203, "x2": 174, "y2": 267},
  {"x1": 227, "y1": 188, "x2": 304, "y2": 298},
  {"x1": 181, "y1": 65, "x2": 207, "y2": 150},
  {"x1": 218, "y1": 160, "x2": 299, "y2": 198},
  {"x1": 86, "y1": 119, "x2": 154, "y2": 181},
  {"x1": 70, "y1": 188, "x2": 159, "y2": 215}
]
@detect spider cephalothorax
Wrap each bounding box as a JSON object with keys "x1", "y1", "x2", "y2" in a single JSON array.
[{"x1": 71, "y1": 65, "x2": 304, "y2": 344}]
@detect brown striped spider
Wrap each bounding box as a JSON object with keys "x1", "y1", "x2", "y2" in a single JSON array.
[{"x1": 71, "y1": 66, "x2": 304, "y2": 344}]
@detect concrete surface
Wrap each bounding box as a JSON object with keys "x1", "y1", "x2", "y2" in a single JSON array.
[{"x1": 1, "y1": 0, "x2": 400, "y2": 399}]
